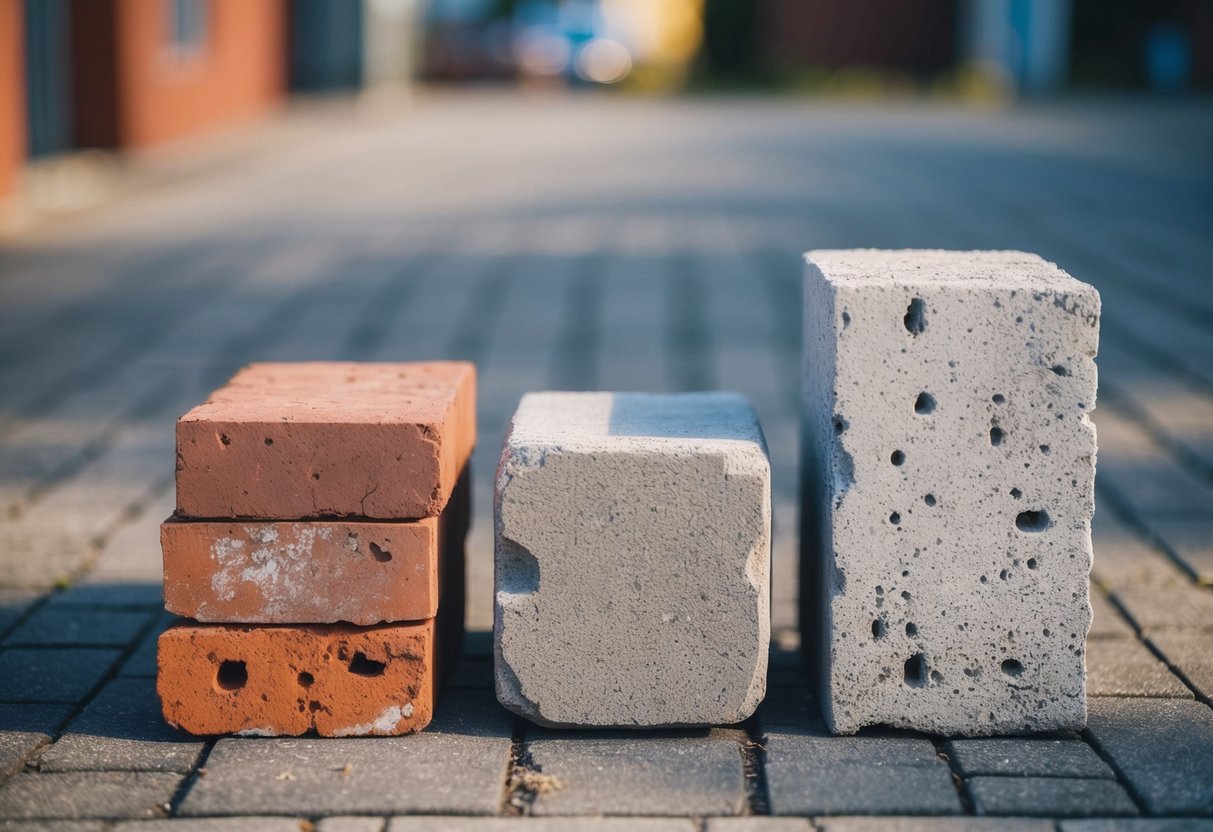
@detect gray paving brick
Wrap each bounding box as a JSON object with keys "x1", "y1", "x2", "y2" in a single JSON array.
[
  {"x1": 704, "y1": 819, "x2": 814, "y2": 832},
  {"x1": 179, "y1": 691, "x2": 511, "y2": 816},
  {"x1": 967, "y1": 776, "x2": 1137, "y2": 817},
  {"x1": 1111, "y1": 586, "x2": 1213, "y2": 633},
  {"x1": 0, "y1": 592, "x2": 44, "y2": 639},
  {"x1": 37, "y1": 677, "x2": 204, "y2": 773},
  {"x1": 1060, "y1": 821, "x2": 1213, "y2": 832},
  {"x1": 0, "y1": 648, "x2": 121, "y2": 703},
  {"x1": 764, "y1": 733, "x2": 962, "y2": 816},
  {"x1": 1148, "y1": 518, "x2": 1213, "y2": 585},
  {"x1": 317, "y1": 818, "x2": 386, "y2": 832},
  {"x1": 1090, "y1": 513, "x2": 1189, "y2": 590},
  {"x1": 1147, "y1": 631, "x2": 1213, "y2": 701},
  {"x1": 389, "y1": 820, "x2": 697, "y2": 832},
  {"x1": 945, "y1": 738, "x2": 1114, "y2": 779},
  {"x1": 818, "y1": 820, "x2": 1054, "y2": 832},
  {"x1": 118, "y1": 611, "x2": 177, "y2": 678},
  {"x1": 1086, "y1": 697, "x2": 1213, "y2": 815},
  {"x1": 111, "y1": 820, "x2": 307, "y2": 832},
  {"x1": 0, "y1": 771, "x2": 180, "y2": 819},
  {"x1": 1086, "y1": 639, "x2": 1194, "y2": 698},
  {"x1": 4, "y1": 609, "x2": 152, "y2": 648},
  {"x1": 0, "y1": 704, "x2": 73, "y2": 778},
  {"x1": 0, "y1": 822, "x2": 105, "y2": 832},
  {"x1": 525, "y1": 730, "x2": 745, "y2": 816},
  {"x1": 44, "y1": 582, "x2": 163, "y2": 609},
  {"x1": 1088, "y1": 590, "x2": 1136, "y2": 639}
]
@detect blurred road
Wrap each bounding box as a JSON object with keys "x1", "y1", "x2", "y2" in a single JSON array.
[{"x1": 0, "y1": 91, "x2": 1211, "y2": 822}]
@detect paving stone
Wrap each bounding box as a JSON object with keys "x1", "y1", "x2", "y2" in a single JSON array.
[
  {"x1": 119, "y1": 611, "x2": 177, "y2": 678},
  {"x1": 178, "y1": 690, "x2": 511, "y2": 816},
  {"x1": 111, "y1": 820, "x2": 307, "y2": 832},
  {"x1": 1088, "y1": 590, "x2": 1136, "y2": 639},
  {"x1": 175, "y1": 361, "x2": 475, "y2": 520},
  {"x1": 967, "y1": 775, "x2": 1137, "y2": 817},
  {"x1": 158, "y1": 619, "x2": 439, "y2": 737},
  {"x1": 1147, "y1": 518, "x2": 1213, "y2": 584},
  {"x1": 389, "y1": 820, "x2": 696, "y2": 832},
  {"x1": 802, "y1": 250, "x2": 1098, "y2": 736},
  {"x1": 818, "y1": 820, "x2": 1054, "y2": 832},
  {"x1": 317, "y1": 819, "x2": 386, "y2": 832},
  {"x1": 1060, "y1": 821, "x2": 1213, "y2": 832},
  {"x1": 945, "y1": 737, "x2": 1114, "y2": 778},
  {"x1": 1146, "y1": 631, "x2": 1213, "y2": 701},
  {"x1": 0, "y1": 592, "x2": 44, "y2": 638},
  {"x1": 764, "y1": 732, "x2": 962, "y2": 815},
  {"x1": 495, "y1": 391, "x2": 770, "y2": 728},
  {"x1": 704, "y1": 820, "x2": 814, "y2": 832},
  {"x1": 0, "y1": 648, "x2": 121, "y2": 703},
  {"x1": 1086, "y1": 638, "x2": 1193, "y2": 698},
  {"x1": 37, "y1": 677, "x2": 204, "y2": 773},
  {"x1": 1091, "y1": 513, "x2": 1191, "y2": 590},
  {"x1": 0, "y1": 822, "x2": 105, "y2": 832},
  {"x1": 0, "y1": 704, "x2": 73, "y2": 778},
  {"x1": 1112, "y1": 586, "x2": 1213, "y2": 633},
  {"x1": 0, "y1": 771, "x2": 181, "y2": 819},
  {"x1": 44, "y1": 583, "x2": 164, "y2": 609},
  {"x1": 1086, "y1": 697, "x2": 1213, "y2": 815},
  {"x1": 3, "y1": 608, "x2": 152, "y2": 647},
  {"x1": 525, "y1": 729, "x2": 746, "y2": 816}
]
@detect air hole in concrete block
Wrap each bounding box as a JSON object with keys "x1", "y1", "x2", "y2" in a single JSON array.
[
  {"x1": 370, "y1": 543, "x2": 392, "y2": 562},
  {"x1": 264, "y1": 437, "x2": 274, "y2": 446},
  {"x1": 1001, "y1": 659, "x2": 1025, "y2": 677},
  {"x1": 842, "y1": 310, "x2": 851, "y2": 329},
  {"x1": 833, "y1": 416, "x2": 847, "y2": 435},
  {"x1": 914, "y1": 392, "x2": 936, "y2": 414},
  {"x1": 499, "y1": 538, "x2": 541, "y2": 595},
  {"x1": 1051, "y1": 365, "x2": 1070, "y2": 377},
  {"x1": 904, "y1": 653, "x2": 928, "y2": 687},
  {"x1": 1039, "y1": 445, "x2": 1050, "y2": 455},
  {"x1": 1016, "y1": 510, "x2": 1051, "y2": 532},
  {"x1": 901, "y1": 590, "x2": 912, "y2": 601},
  {"x1": 999, "y1": 569, "x2": 1009, "y2": 580},
  {"x1": 1010, "y1": 488, "x2": 1023, "y2": 499},
  {"x1": 217, "y1": 660, "x2": 247, "y2": 691},
  {"x1": 992, "y1": 394, "x2": 1006, "y2": 405},
  {"x1": 872, "y1": 619, "x2": 887, "y2": 639},
  {"x1": 298, "y1": 671, "x2": 314, "y2": 687},
  {"x1": 924, "y1": 494, "x2": 936, "y2": 506},
  {"x1": 904, "y1": 298, "x2": 926, "y2": 334},
  {"x1": 930, "y1": 670, "x2": 944, "y2": 684},
  {"x1": 906, "y1": 622, "x2": 918, "y2": 637},
  {"x1": 891, "y1": 450, "x2": 905, "y2": 466},
  {"x1": 348, "y1": 652, "x2": 387, "y2": 677},
  {"x1": 990, "y1": 426, "x2": 1005, "y2": 446},
  {"x1": 1027, "y1": 558, "x2": 1038, "y2": 570},
  {"x1": 889, "y1": 512, "x2": 901, "y2": 525}
]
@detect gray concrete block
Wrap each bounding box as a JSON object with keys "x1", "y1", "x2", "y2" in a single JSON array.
[
  {"x1": 968, "y1": 775, "x2": 1137, "y2": 817},
  {"x1": 0, "y1": 771, "x2": 181, "y2": 820},
  {"x1": 1085, "y1": 697, "x2": 1213, "y2": 815},
  {"x1": 524, "y1": 730, "x2": 746, "y2": 816},
  {"x1": 1085, "y1": 639, "x2": 1192, "y2": 698},
  {"x1": 495, "y1": 392, "x2": 770, "y2": 727},
  {"x1": 802, "y1": 249, "x2": 1099, "y2": 736},
  {"x1": 0, "y1": 649, "x2": 121, "y2": 703},
  {"x1": 944, "y1": 737, "x2": 1113, "y2": 779}
]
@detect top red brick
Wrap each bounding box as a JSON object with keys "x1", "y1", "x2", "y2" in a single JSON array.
[{"x1": 175, "y1": 362, "x2": 475, "y2": 520}]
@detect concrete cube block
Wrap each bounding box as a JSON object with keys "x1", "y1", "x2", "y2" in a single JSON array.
[
  {"x1": 801, "y1": 249, "x2": 1099, "y2": 736},
  {"x1": 494, "y1": 392, "x2": 770, "y2": 727},
  {"x1": 175, "y1": 361, "x2": 475, "y2": 520}
]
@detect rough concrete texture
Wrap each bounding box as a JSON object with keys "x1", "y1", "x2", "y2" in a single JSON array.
[
  {"x1": 175, "y1": 361, "x2": 475, "y2": 519},
  {"x1": 494, "y1": 391, "x2": 770, "y2": 727},
  {"x1": 801, "y1": 249, "x2": 1100, "y2": 736},
  {"x1": 162, "y1": 471, "x2": 470, "y2": 624},
  {"x1": 158, "y1": 620, "x2": 438, "y2": 736}
]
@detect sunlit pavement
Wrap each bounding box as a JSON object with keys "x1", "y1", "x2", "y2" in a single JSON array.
[{"x1": 0, "y1": 90, "x2": 1211, "y2": 825}]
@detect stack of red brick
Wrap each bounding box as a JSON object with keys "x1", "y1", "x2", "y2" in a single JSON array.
[{"x1": 156, "y1": 362, "x2": 475, "y2": 736}]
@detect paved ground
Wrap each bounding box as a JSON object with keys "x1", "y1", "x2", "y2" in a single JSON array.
[{"x1": 0, "y1": 91, "x2": 1211, "y2": 830}]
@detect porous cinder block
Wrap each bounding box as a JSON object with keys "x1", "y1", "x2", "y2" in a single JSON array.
[
  {"x1": 158, "y1": 619, "x2": 440, "y2": 736},
  {"x1": 494, "y1": 392, "x2": 770, "y2": 727},
  {"x1": 161, "y1": 472, "x2": 470, "y2": 625},
  {"x1": 175, "y1": 361, "x2": 475, "y2": 520},
  {"x1": 801, "y1": 249, "x2": 1099, "y2": 736}
]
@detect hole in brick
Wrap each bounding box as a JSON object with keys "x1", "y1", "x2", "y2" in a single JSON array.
[
  {"x1": 1016, "y1": 510, "x2": 1051, "y2": 533},
  {"x1": 990, "y1": 426, "x2": 1005, "y2": 446},
  {"x1": 872, "y1": 618, "x2": 887, "y2": 639},
  {"x1": 309, "y1": 701, "x2": 323, "y2": 712},
  {"x1": 1001, "y1": 659, "x2": 1025, "y2": 677},
  {"x1": 924, "y1": 494, "x2": 936, "y2": 506},
  {"x1": 1027, "y1": 558, "x2": 1038, "y2": 570},
  {"x1": 889, "y1": 512, "x2": 901, "y2": 525},
  {"x1": 312, "y1": 472, "x2": 320, "y2": 480},
  {"x1": 370, "y1": 543, "x2": 392, "y2": 562},
  {"x1": 1051, "y1": 364, "x2": 1070, "y2": 377},
  {"x1": 220, "y1": 433, "x2": 231, "y2": 446},
  {"x1": 1010, "y1": 487, "x2": 1023, "y2": 499},
  {"x1": 992, "y1": 394, "x2": 1006, "y2": 405},
  {"x1": 298, "y1": 671, "x2": 314, "y2": 687},
  {"x1": 891, "y1": 450, "x2": 905, "y2": 466},
  {"x1": 348, "y1": 652, "x2": 387, "y2": 677},
  {"x1": 904, "y1": 298, "x2": 926, "y2": 334},
  {"x1": 914, "y1": 392, "x2": 936, "y2": 414},
  {"x1": 906, "y1": 622, "x2": 918, "y2": 637},
  {"x1": 217, "y1": 660, "x2": 247, "y2": 691},
  {"x1": 264, "y1": 437, "x2": 274, "y2": 446},
  {"x1": 904, "y1": 653, "x2": 928, "y2": 687}
]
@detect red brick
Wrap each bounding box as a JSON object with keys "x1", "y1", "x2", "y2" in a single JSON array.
[
  {"x1": 158, "y1": 620, "x2": 440, "y2": 736},
  {"x1": 175, "y1": 362, "x2": 475, "y2": 519},
  {"x1": 162, "y1": 472, "x2": 470, "y2": 625}
]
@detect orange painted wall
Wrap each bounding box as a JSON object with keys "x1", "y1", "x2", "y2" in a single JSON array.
[
  {"x1": 0, "y1": 0, "x2": 24, "y2": 198},
  {"x1": 113, "y1": 0, "x2": 285, "y2": 148}
]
